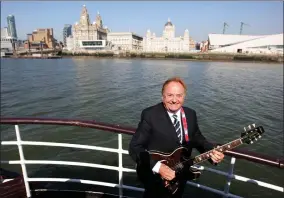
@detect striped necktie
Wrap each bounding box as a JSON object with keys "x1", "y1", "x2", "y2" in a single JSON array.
[{"x1": 173, "y1": 114, "x2": 182, "y2": 143}]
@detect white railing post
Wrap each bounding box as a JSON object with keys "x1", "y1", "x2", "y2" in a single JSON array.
[
  {"x1": 15, "y1": 125, "x2": 31, "y2": 197},
  {"x1": 1, "y1": 136, "x2": 283, "y2": 196},
  {"x1": 223, "y1": 157, "x2": 236, "y2": 197},
  {"x1": 118, "y1": 133, "x2": 123, "y2": 198}
]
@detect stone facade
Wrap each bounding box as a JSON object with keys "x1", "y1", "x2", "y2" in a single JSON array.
[
  {"x1": 107, "y1": 32, "x2": 143, "y2": 51},
  {"x1": 143, "y1": 19, "x2": 195, "y2": 53},
  {"x1": 72, "y1": 5, "x2": 110, "y2": 51},
  {"x1": 66, "y1": 36, "x2": 74, "y2": 51}
]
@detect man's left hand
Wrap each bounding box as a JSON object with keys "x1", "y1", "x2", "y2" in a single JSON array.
[{"x1": 210, "y1": 147, "x2": 225, "y2": 163}]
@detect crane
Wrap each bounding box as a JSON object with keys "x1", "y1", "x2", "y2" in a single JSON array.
[
  {"x1": 223, "y1": 22, "x2": 229, "y2": 34},
  {"x1": 240, "y1": 22, "x2": 250, "y2": 35}
]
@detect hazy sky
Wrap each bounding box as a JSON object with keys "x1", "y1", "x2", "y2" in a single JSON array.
[{"x1": 1, "y1": 1, "x2": 283, "y2": 42}]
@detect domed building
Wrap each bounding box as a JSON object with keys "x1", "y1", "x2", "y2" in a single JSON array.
[{"x1": 143, "y1": 18, "x2": 195, "y2": 52}]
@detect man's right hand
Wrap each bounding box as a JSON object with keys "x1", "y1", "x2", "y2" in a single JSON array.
[{"x1": 159, "y1": 163, "x2": 175, "y2": 181}]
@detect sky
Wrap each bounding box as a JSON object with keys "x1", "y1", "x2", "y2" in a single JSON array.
[{"x1": 1, "y1": 1, "x2": 283, "y2": 42}]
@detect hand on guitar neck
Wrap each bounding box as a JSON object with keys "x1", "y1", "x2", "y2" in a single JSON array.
[{"x1": 210, "y1": 146, "x2": 225, "y2": 164}]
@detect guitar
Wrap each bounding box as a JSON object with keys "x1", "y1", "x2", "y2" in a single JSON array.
[{"x1": 147, "y1": 124, "x2": 265, "y2": 194}]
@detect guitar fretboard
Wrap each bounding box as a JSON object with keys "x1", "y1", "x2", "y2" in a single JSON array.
[{"x1": 192, "y1": 138, "x2": 243, "y2": 165}]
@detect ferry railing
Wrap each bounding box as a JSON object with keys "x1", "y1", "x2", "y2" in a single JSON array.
[{"x1": 0, "y1": 118, "x2": 283, "y2": 198}]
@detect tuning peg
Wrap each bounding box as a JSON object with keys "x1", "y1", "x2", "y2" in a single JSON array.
[
  {"x1": 244, "y1": 127, "x2": 247, "y2": 131},
  {"x1": 258, "y1": 135, "x2": 262, "y2": 139},
  {"x1": 253, "y1": 124, "x2": 256, "y2": 128},
  {"x1": 254, "y1": 138, "x2": 258, "y2": 141},
  {"x1": 248, "y1": 125, "x2": 251, "y2": 129},
  {"x1": 250, "y1": 141, "x2": 253, "y2": 144}
]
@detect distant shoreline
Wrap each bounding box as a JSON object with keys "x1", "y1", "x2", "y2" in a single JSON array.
[
  {"x1": 66, "y1": 55, "x2": 283, "y2": 64},
  {"x1": 64, "y1": 52, "x2": 283, "y2": 64},
  {"x1": 3, "y1": 52, "x2": 283, "y2": 64}
]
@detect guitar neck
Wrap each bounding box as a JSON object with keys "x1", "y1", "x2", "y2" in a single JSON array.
[{"x1": 192, "y1": 138, "x2": 243, "y2": 165}]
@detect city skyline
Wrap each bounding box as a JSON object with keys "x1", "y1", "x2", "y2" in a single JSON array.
[{"x1": 1, "y1": 1, "x2": 283, "y2": 42}]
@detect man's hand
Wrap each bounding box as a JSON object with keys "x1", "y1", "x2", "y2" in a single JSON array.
[
  {"x1": 159, "y1": 163, "x2": 175, "y2": 181},
  {"x1": 210, "y1": 147, "x2": 225, "y2": 163}
]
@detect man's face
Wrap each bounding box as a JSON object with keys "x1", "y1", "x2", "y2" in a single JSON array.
[{"x1": 162, "y1": 81, "x2": 185, "y2": 113}]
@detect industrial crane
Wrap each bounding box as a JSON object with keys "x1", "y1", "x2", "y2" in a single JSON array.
[
  {"x1": 240, "y1": 22, "x2": 250, "y2": 35},
  {"x1": 223, "y1": 22, "x2": 229, "y2": 34}
]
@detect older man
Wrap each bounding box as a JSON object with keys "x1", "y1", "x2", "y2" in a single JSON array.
[{"x1": 129, "y1": 77, "x2": 224, "y2": 198}]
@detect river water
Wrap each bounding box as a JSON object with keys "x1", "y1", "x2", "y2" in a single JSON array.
[{"x1": 1, "y1": 58, "x2": 283, "y2": 197}]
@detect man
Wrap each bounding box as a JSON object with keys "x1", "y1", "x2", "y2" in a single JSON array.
[{"x1": 129, "y1": 77, "x2": 224, "y2": 198}]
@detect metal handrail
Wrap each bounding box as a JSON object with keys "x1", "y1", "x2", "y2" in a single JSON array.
[
  {"x1": 1, "y1": 117, "x2": 283, "y2": 169},
  {"x1": 2, "y1": 140, "x2": 283, "y2": 193},
  {"x1": 0, "y1": 117, "x2": 136, "y2": 135},
  {"x1": 0, "y1": 118, "x2": 284, "y2": 198}
]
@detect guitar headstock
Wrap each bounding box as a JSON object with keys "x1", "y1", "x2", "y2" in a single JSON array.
[{"x1": 241, "y1": 124, "x2": 265, "y2": 144}]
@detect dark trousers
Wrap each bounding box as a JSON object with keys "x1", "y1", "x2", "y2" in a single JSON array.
[
  {"x1": 140, "y1": 168, "x2": 190, "y2": 198},
  {"x1": 143, "y1": 178, "x2": 187, "y2": 198}
]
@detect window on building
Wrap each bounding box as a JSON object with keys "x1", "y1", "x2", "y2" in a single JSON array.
[{"x1": 82, "y1": 41, "x2": 103, "y2": 46}]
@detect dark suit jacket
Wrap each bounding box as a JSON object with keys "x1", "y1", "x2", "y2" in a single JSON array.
[{"x1": 129, "y1": 102, "x2": 215, "y2": 169}]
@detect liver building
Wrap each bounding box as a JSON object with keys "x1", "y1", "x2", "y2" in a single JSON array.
[
  {"x1": 72, "y1": 5, "x2": 109, "y2": 50},
  {"x1": 143, "y1": 19, "x2": 195, "y2": 52}
]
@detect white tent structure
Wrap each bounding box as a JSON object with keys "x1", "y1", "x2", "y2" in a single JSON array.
[{"x1": 208, "y1": 33, "x2": 283, "y2": 54}]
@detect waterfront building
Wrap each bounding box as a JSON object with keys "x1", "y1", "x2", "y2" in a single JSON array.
[
  {"x1": 63, "y1": 24, "x2": 72, "y2": 47},
  {"x1": 1, "y1": 27, "x2": 9, "y2": 38},
  {"x1": 66, "y1": 36, "x2": 74, "y2": 51},
  {"x1": 143, "y1": 18, "x2": 196, "y2": 53},
  {"x1": 7, "y1": 15, "x2": 18, "y2": 39},
  {"x1": 207, "y1": 33, "x2": 284, "y2": 54},
  {"x1": 72, "y1": 5, "x2": 110, "y2": 51},
  {"x1": 1, "y1": 27, "x2": 17, "y2": 52},
  {"x1": 24, "y1": 28, "x2": 56, "y2": 49},
  {"x1": 107, "y1": 32, "x2": 143, "y2": 51}
]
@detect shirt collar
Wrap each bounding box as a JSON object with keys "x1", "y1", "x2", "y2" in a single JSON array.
[{"x1": 167, "y1": 108, "x2": 181, "y2": 118}]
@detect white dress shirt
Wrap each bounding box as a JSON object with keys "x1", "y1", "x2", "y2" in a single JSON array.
[{"x1": 152, "y1": 108, "x2": 183, "y2": 173}]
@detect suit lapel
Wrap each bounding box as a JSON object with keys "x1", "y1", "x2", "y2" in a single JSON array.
[{"x1": 158, "y1": 103, "x2": 181, "y2": 144}]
